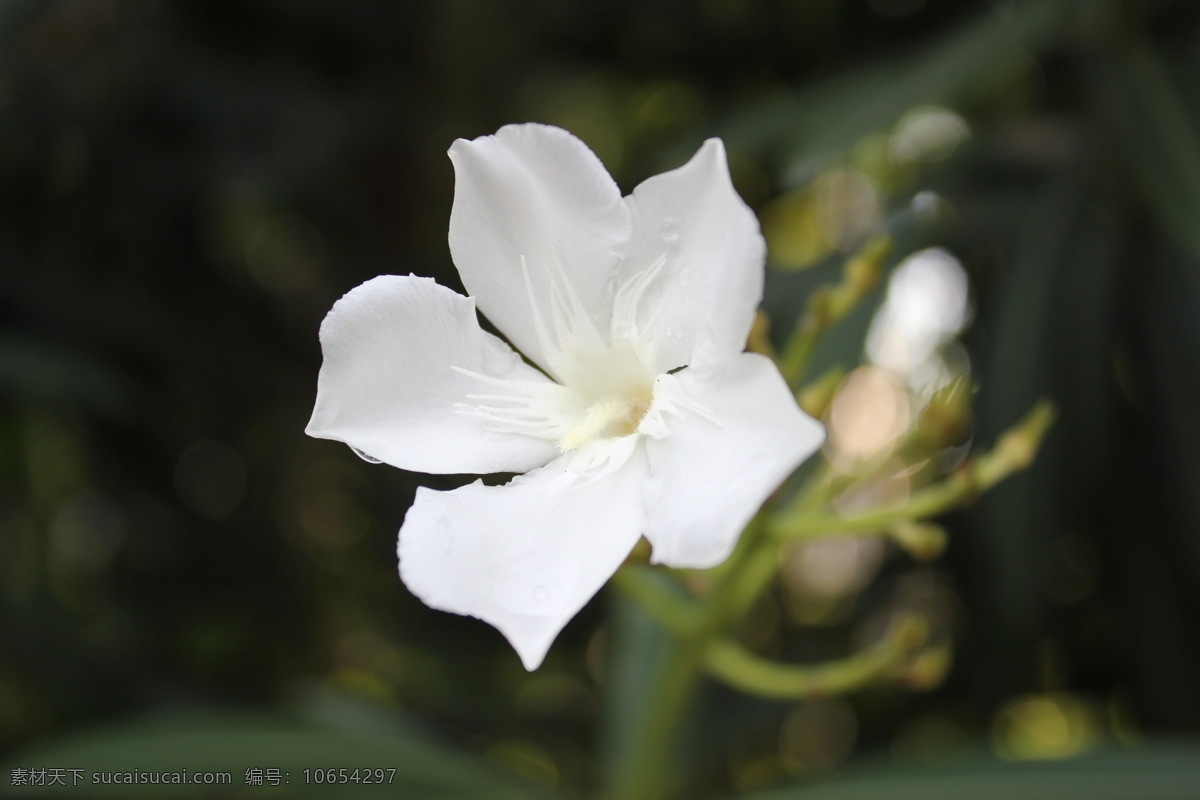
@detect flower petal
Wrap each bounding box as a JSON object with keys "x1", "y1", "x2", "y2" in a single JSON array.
[
  {"x1": 620, "y1": 139, "x2": 765, "y2": 372},
  {"x1": 448, "y1": 123, "x2": 632, "y2": 377},
  {"x1": 398, "y1": 451, "x2": 648, "y2": 670},
  {"x1": 642, "y1": 353, "x2": 824, "y2": 569},
  {"x1": 306, "y1": 274, "x2": 559, "y2": 475}
]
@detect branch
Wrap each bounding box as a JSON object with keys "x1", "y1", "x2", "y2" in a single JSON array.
[
  {"x1": 611, "y1": 565, "x2": 701, "y2": 636},
  {"x1": 703, "y1": 616, "x2": 929, "y2": 699},
  {"x1": 780, "y1": 236, "x2": 891, "y2": 386},
  {"x1": 771, "y1": 400, "x2": 1056, "y2": 540}
]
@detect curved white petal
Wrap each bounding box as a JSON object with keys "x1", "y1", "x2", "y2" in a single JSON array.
[
  {"x1": 448, "y1": 123, "x2": 632, "y2": 378},
  {"x1": 398, "y1": 451, "x2": 648, "y2": 670},
  {"x1": 306, "y1": 275, "x2": 559, "y2": 475},
  {"x1": 642, "y1": 353, "x2": 824, "y2": 569},
  {"x1": 619, "y1": 139, "x2": 765, "y2": 373}
]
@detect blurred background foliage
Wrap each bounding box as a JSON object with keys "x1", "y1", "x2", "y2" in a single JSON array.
[{"x1": 2, "y1": 0, "x2": 1200, "y2": 797}]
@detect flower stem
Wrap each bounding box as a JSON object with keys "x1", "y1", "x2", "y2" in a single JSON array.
[
  {"x1": 603, "y1": 636, "x2": 705, "y2": 800},
  {"x1": 703, "y1": 616, "x2": 928, "y2": 699},
  {"x1": 770, "y1": 400, "x2": 1056, "y2": 540},
  {"x1": 607, "y1": 401, "x2": 1054, "y2": 797},
  {"x1": 607, "y1": 518, "x2": 782, "y2": 799},
  {"x1": 610, "y1": 567, "x2": 700, "y2": 637},
  {"x1": 780, "y1": 236, "x2": 890, "y2": 386}
]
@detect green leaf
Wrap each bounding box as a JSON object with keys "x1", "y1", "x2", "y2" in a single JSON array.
[
  {"x1": 719, "y1": 0, "x2": 1073, "y2": 175},
  {"x1": 599, "y1": 579, "x2": 681, "y2": 784},
  {"x1": 1085, "y1": 33, "x2": 1200, "y2": 258},
  {"x1": 745, "y1": 746, "x2": 1200, "y2": 800},
  {"x1": 4, "y1": 712, "x2": 552, "y2": 798}
]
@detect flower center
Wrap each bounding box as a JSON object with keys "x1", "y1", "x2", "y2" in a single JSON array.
[
  {"x1": 451, "y1": 338, "x2": 659, "y2": 474},
  {"x1": 560, "y1": 390, "x2": 653, "y2": 452},
  {"x1": 451, "y1": 251, "x2": 670, "y2": 473},
  {"x1": 553, "y1": 340, "x2": 656, "y2": 452}
]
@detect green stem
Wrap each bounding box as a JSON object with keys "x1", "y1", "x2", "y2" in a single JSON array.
[
  {"x1": 780, "y1": 236, "x2": 890, "y2": 386},
  {"x1": 607, "y1": 518, "x2": 780, "y2": 800},
  {"x1": 771, "y1": 472, "x2": 978, "y2": 539},
  {"x1": 604, "y1": 638, "x2": 705, "y2": 800},
  {"x1": 703, "y1": 617, "x2": 926, "y2": 699},
  {"x1": 610, "y1": 567, "x2": 700, "y2": 637},
  {"x1": 770, "y1": 400, "x2": 1057, "y2": 540}
]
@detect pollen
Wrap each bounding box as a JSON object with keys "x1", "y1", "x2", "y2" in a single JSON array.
[{"x1": 560, "y1": 391, "x2": 652, "y2": 452}]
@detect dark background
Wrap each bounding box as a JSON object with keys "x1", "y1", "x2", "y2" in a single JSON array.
[{"x1": 2, "y1": 0, "x2": 1199, "y2": 796}]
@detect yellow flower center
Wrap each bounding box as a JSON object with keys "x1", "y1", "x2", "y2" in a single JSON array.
[{"x1": 560, "y1": 390, "x2": 653, "y2": 452}]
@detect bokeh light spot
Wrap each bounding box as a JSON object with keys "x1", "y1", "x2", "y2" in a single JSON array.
[
  {"x1": 827, "y1": 365, "x2": 910, "y2": 470},
  {"x1": 993, "y1": 693, "x2": 1101, "y2": 761}
]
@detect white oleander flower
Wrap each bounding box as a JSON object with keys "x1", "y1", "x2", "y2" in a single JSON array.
[{"x1": 306, "y1": 123, "x2": 825, "y2": 669}]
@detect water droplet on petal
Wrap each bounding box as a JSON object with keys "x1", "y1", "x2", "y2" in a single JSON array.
[
  {"x1": 658, "y1": 220, "x2": 680, "y2": 242},
  {"x1": 533, "y1": 585, "x2": 549, "y2": 602},
  {"x1": 352, "y1": 448, "x2": 383, "y2": 464}
]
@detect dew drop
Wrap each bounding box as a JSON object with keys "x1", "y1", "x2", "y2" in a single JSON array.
[
  {"x1": 352, "y1": 448, "x2": 383, "y2": 464},
  {"x1": 533, "y1": 585, "x2": 549, "y2": 602},
  {"x1": 658, "y1": 220, "x2": 680, "y2": 242}
]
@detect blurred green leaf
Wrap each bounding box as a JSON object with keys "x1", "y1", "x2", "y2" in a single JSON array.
[
  {"x1": 600, "y1": 578, "x2": 684, "y2": 788},
  {"x1": 4, "y1": 713, "x2": 552, "y2": 798},
  {"x1": 970, "y1": 161, "x2": 1115, "y2": 703},
  {"x1": 1086, "y1": 34, "x2": 1200, "y2": 258},
  {"x1": 721, "y1": 0, "x2": 1073, "y2": 179},
  {"x1": 745, "y1": 745, "x2": 1200, "y2": 800}
]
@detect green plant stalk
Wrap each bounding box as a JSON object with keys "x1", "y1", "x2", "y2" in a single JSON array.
[
  {"x1": 608, "y1": 456, "x2": 876, "y2": 796},
  {"x1": 609, "y1": 567, "x2": 700, "y2": 638},
  {"x1": 603, "y1": 634, "x2": 706, "y2": 800},
  {"x1": 609, "y1": 402, "x2": 1054, "y2": 797},
  {"x1": 703, "y1": 617, "x2": 926, "y2": 699},
  {"x1": 606, "y1": 518, "x2": 776, "y2": 800},
  {"x1": 780, "y1": 236, "x2": 890, "y2": 386},
  {"x1": 771, "y1": 400, "x2": 1056, "y2": 540}
]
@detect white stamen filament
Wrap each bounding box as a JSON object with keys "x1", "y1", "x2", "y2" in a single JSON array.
[{"x1": 610, "y1": 255, "x2": 665, "y2": 342}]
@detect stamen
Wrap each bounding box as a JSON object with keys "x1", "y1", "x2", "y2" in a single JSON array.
[
  {"x1": 451, "y1": 362, "x2": 572, "y2": 443},
  {"x1": 451, "y1": 256, "x2": 685, "y2": 470},
  {"x1": 611, "y1": 255, "x2": 665, "y2": 342},
  {"x1": 450, "y1": 365, "x2": 546, "y2": 391},
  {"x1": 548, "y1": 279, "x2": 575, "y2": 350},
  {"x1": 636, "y1": 372, "x2": 722, "y2": 440},
  {"x1": 559, "y1": 395, "x2": 650, "y2": 452},
  {"x1": 548, "y1": 245, "x2": 602, "y2": 344},
  {"x1": 562, "y1": 434, "x2": 642, "y2": 483},
  {"x1": 462, "y1": 393, "x2": 537, "y2": 405},
  {"x1": 453, "y1": 402, "x2": 561, "y2": 433}
]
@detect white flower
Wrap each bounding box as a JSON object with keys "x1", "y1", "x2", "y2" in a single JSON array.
[{"x1": 306, "y1": 124, "x2": 825, "y2": 670}]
